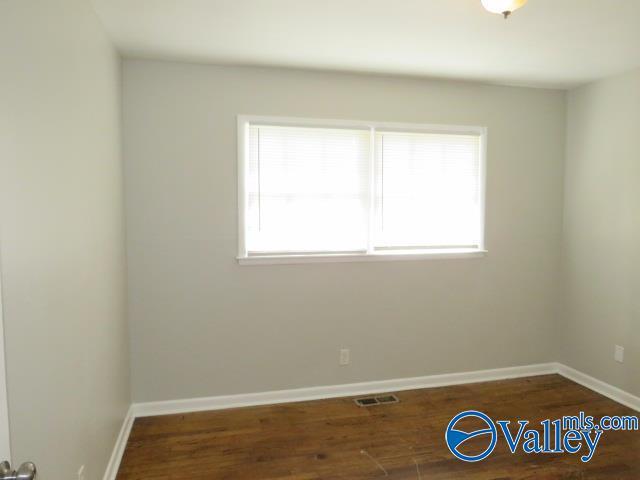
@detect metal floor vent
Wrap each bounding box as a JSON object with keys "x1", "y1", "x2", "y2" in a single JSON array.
[{"x1": 354, "y1": 394, "x2": 400, "y2": 407}]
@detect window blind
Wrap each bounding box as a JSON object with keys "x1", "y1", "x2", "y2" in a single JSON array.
[
  {"x1": 246, "y1": 124, "x2": 371, "y2": 254},
  {"x1": 374, "y1": 131, "x2": 482, "y2": 249},
  {"x1": 242, "y1": 119, "x2": 484, "y2": 258}
]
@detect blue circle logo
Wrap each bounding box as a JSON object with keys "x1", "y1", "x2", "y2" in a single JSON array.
[{"x1": 445, "y1": 410, "x2": 497, "y2": 462}]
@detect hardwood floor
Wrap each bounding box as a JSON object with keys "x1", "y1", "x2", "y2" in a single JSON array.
[{"x1": 117, "y1": 375, "x2": 639, "y2": 479}]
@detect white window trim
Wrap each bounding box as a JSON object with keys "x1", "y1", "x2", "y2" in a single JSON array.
[{"x1": 237, "y1": 115, "x2": 488, "y2": 266}]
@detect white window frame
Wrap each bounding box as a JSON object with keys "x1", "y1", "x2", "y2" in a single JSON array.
[{"x1": 237, "y1": 115, "x2": 488, "y2": 266}]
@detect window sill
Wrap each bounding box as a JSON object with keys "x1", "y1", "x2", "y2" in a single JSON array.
[{"x1": 237, "y1": 248, "x2": 487, "y2": 266}]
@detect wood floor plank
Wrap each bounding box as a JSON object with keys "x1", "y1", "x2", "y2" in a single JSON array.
[{"x1": 117, "y1": 375, "x2": 639, "y2": 479}]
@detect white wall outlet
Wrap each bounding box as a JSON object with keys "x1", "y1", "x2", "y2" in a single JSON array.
[
  {"x1": 77, "y1": 465, "x2": 85, "y2": 480},
  {"x1": 339, "y1": 348, "x2": 350, "y2": 366},
  {"x1": 614, "y1": 345, "x2": 624, "y2": 363}
]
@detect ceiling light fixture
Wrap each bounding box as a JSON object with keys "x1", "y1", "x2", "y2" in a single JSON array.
[{"x1": 481, "y1": 0, "x2": 528, "y2": 19}]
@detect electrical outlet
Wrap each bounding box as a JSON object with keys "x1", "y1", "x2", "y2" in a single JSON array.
[
  {"x1": 339, "y1": 348, "x2": 350, "y2": 366},
  {"x1": 615, "y1": 345, "x2": 624, "y2": 363}
]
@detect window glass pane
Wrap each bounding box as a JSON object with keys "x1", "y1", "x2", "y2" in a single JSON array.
[
  {"x1": 246, "y1": 125, "x2": 370, "y2": 253},
  {"x1": 374, "y1": 131, "x2": 481, "y2": 248}
]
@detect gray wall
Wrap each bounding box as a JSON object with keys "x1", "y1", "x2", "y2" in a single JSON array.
[
  {"x1": 561, "y1": 68, "x2": 640, "y2": 397},
  {"x1": 123, "y1": 60, "x2": 567, "y2": 402},
  {"x1": 0, "y1": 1, "x2": 130, "y2": 478}
]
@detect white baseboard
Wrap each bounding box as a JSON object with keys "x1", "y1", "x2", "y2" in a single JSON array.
[
  {"x1": 103, "y1": 406, "x2": 135, "y2": 480},
  {"x1": 124, "y1": 364, "x2": 640, "y2": 420},
  {"x1": 131, "y1": 363, "x2": 557, "y2": 417},
  {"x1": 556, "y1": 363, "x2": 640, "y2": 412}
]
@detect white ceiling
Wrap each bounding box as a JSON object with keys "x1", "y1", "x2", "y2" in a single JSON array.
[{"x1": 92, "y1": 0, "x2": 640, "y2": 88}]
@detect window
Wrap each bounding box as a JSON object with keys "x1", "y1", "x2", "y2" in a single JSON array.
[{"x1": 238, "y1": 116, "x2": 486, "y2": 265}]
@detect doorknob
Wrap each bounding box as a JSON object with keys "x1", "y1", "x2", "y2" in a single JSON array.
[{"x1": 0, "y1": 461, "x2": 36, "y2": 480}]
